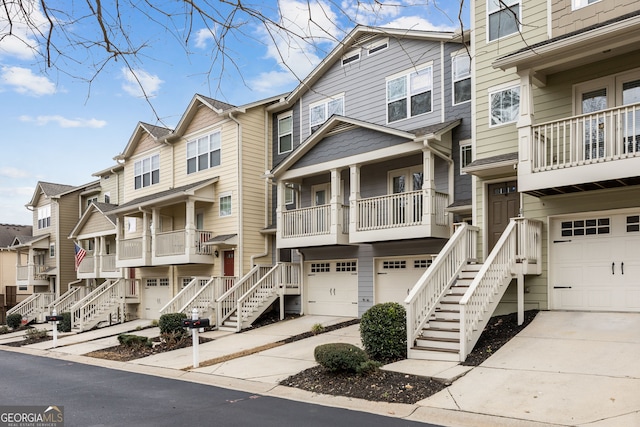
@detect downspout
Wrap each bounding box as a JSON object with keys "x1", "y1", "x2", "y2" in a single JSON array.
[
  {"x1": 250, "y1": 109, "x2": 271, "y2": 267},
  {"x1": 228, "y1": 112, "x2": 244, "y2": 275},
  {"x1": 440, "y1": 41, "x2": 445, "y2": 123}
]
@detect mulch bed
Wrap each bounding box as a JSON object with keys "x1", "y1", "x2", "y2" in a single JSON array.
[
  {"x1": 86, "y1": 335, "x2": 213, "y2": 362},
  {"x1": 280, "y1": 310, "x2": 540, "y2": 404}
]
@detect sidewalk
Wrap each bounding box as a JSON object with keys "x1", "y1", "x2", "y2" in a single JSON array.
[{"x1": 2, "y1": 312, "x2": 640, "y2": 427}]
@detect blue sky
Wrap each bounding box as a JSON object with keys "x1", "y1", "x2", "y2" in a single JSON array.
[{"x1": 0, "y1": 0, "x2": 468, "y2": 225}]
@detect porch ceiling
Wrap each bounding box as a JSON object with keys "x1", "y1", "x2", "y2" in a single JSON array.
[{"x1": 525, "y1": 176, "x2": 640, "y2": 198}]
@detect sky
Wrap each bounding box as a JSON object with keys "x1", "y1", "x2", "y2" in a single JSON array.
[{"x1": 0, "y1": 0, "x2": 468, "y2": 225}]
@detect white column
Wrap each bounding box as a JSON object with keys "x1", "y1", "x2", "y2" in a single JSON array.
[
  {"x1": 330, "y1": 168, "x2": 342, "y2": 236},
  {"x1": 276, "y1": 181, "x2": 285, "y2": 242},
  {"x1": 349, "y1": 165, "x2": 361, "y2": 235},
  {"x1": 517, "y1": 69, "x2": 535, "y2": 189},
  {"x1": 422, "y1": 149, "x2": 435, "y2": 227},
  {"x1": 185, "y1": 200, "x2": 195, "y2": 255}
]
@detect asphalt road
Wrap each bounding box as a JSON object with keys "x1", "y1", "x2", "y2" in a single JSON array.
[{"x1": 0, "y1": 351, "x2": 441, "y2": 427}]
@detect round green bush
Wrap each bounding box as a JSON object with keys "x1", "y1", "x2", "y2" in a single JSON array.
[
  {"x1": 6, "y1": 313, "x2": 23, "y2": 329},
  {"x1": 158, "y1": 312, "x2": 187, "y2": 335},
  {"x1": 57, "y1": 312, "x2": 71, "y2": 333},
  {"x1": 118, "y1": 334, "x2": 152, "y2": 348},
  {"x1": 314, "y1": 343, "x2": 380, "y2": 374},
  {"x1": 360, "y1": 302, "x2": 407, "y2": 363}
]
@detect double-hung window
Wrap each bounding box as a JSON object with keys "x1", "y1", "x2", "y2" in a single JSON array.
[
  {"x1": 572, "y1": 0, "x2": 599, "y2": 10},
  {"x1": 488, "y1": 0, "x2": 520, "y2": 42},
  {"x1": 309, "y1": 95, "x2": 344, "y2": 133},
  {"x1": 387, "y1": 65, "x2": 433, "y2": 123},
  {"x1": 460, "y1": 142, "x2": 472, "y2": 174},
  {"x1": 187, "y1": 130, "x2": 221, "y2": 174},
  {"x1": 489, "y1": 85, "x2": 520, "y2": 126},
  {"x1": 219, "y1": 193, "x2": 232, "y2": 217},
  {"x1": 37, "y1": 205, "x2": 51, "y2": 229},
  {"x1": 452, "y1": 54, "x2": 471, "y2": 105},
  {"x1": 278, "y1": 113, "x2": 293, "y2": 154},
  {"x1": 134, "y1": 154, "x2": 160, "y2": 189}
]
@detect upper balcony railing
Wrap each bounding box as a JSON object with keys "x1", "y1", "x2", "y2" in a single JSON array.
[
  {"x1": 532, "y1": 103, "x2": 640, "y2": 172},
  {"x1": 282, "y1": 205, "x2": 331, "y2": 238}
]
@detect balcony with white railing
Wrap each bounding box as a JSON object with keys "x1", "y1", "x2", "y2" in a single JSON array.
[
  {"x1": 278, "y1": 204, "x2": 350, "y2": 248},
  {"x1": 519, "y1": 103, "x2": 640, "y2": 195},
  {"x1": 117, "y1": 229, "x2": 214, "y2": 267},
  {"x1": 350, "y1": 190, "x2": 450, "y2": 243},
  {"x1": 77, "y1": 253, "x2": 122, "y2": 279},
  {"x1": 16, "y1": 264, "x2": 50, "y2": 287}
]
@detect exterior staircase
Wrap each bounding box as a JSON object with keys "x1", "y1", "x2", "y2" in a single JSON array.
[
  {"x1": 406, "y1": 218, "x2": 542, "y2": 362},
  {"x1": 70, "y1": 279, "x2": 125, "y2": 332},
  {"x1": 159, "y1": 276, "x2": 236, "y2": 320},
  {"x1": 6, "y1": 292, "x2": 55, "y2": 324},
  {"x1": 49, "y1": 286, "x2": 89, "y2": 315}
]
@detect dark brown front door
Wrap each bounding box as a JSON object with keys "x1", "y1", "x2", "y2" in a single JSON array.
[
  {"x1": 488, "y1": 181, "x2": 520, "y2": 250},
  {"x1": 223, "y1": 250, "x2": 235, "y2": 277}
]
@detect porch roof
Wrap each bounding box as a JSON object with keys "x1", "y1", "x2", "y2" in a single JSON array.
[
  {"x1": 9, "y1": 234, "x2": 49, "y2": 249},
  {"x1": 69, "y1": 202, "x2": 118, "y2": 239},
  {"x1": 493, "y1": 10, "x2": 640, "y2": 79},
  {"x1": 462, "y1": 152, "x2": 518, "y2": 178},
  {"x1": 108, "y1": 178, "x2": 218, "y2": 215},
  {"x1": 204, "y1": 234, "x2": 238, "y2": 246}
]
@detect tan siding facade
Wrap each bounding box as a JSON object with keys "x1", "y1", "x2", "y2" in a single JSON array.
[
  {"x1": 82, "y1": 211, "x2": 116, "y2": 235},
  {"x1": 552, "y1": 0, "x2": 638, "y2": 37}
]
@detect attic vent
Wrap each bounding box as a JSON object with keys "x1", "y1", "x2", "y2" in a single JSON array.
[
  {"x1": 367, "y1": 38, "x2": 389, "y2": 55},
  {"x1": 342, "y1": 50, "x2": 360, "y2": 66},
  {"x1": 326, "y1": 122, "x2": 356, "y2": 135},
  {"x1": 353, "y1": 33, "x2": 378, "y2": 46}
]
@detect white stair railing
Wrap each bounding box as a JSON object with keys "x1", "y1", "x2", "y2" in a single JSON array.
[
  {"x1": 216, "y1": 265, "x2": 272, "y2": 327},
  {"x1": 179, "y1": 277, "x2": 235, "y2": 318},
  {"x1": 7, "y1": 292, "x2": 55, "y2": 322},
  {"x1": 72, "y1": 279, "x2": 123, "y2": 331},
  {"x1": 405, "y1": 223, "x2": 479, "y2": 354},
  {"x1": 159, "y1": 277, "x2": 210, "y2": 315},
  {"x1": 233, "y1": 264, "x2": 282, "y2": 331},
  {"x1": 50, "y1": 286, "x2": 87, "y2": 314},
  {"x1": 459, "y1": 218, "x2": 543, "y2": 360}
]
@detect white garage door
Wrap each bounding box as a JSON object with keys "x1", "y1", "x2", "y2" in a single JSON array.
[
  {"x1": 305, "y1": 260, "x2": 358, "y2": 317},
  {"x1": 142, "y1": 278, "x2": 172, "y2": 318},
  {"x1": 551, "y1": 212, "x2": 640, "y2": 312},
  {"x1": 375, "y1": 256, "x2": 433, "y2": 304}
]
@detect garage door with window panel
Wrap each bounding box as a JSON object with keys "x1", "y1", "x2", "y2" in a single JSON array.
[
  {"x1": 305, "y1": 260, "x2": 358, "y2": 317},
  {"x1": 375, "y1": 256, "x2": 433, "y2": 304},
  {"x1": 551, "y1": 212, "x2": 640, "y2": 312}
]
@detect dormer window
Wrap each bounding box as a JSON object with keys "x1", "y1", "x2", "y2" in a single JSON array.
[{"x1": 309, "y1": 95, "x2": 344, "y2": 133}]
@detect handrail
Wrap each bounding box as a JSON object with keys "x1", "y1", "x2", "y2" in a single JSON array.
[
  {"x1": 234, "y1": 264, "x2": 284, "y2": 331},
  {"x1": 50, "y1": 286, "x2": 86, "y2": 314},
  {"x1": 459, "y1": 218, "x2": 543, "y2": 359},
  {"x1": 159, "y1": 276, "x2": 209, "y2": 315},
  {"x1": 6, "y1": 293, "x2": 40, "y2": 316},
  {"x1": 72, "y1": 279, "x2": 123, "y2": 331},
  {"x1": 69, "y1": 279, "x2": 113, "y2": 313},
  {"x1": 216, "y1": 265, "x2": 272, "y2": 326},
  {"x1": 404, "y1": 223, "x2": 478, "y2": 354},
  {"x1": 178, "y1": 276, "x2": 236, "y2": 317},
  {"x1": 7, "y1": 292, "x2": 55, "y2": 321}
]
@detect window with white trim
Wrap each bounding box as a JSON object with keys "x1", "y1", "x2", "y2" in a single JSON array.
[
  {"x1": 134, "y1": 153, "x2": 160, "y2": 189},
  {"x1": 278, "y1": 112, "x2": 293, "y2": 154},
  {"x1": 488, "y1": 0, "x2": 520, "y2": 42},
  {"x1": 104, "y1": 192, "x2": 110, "y2": 204},
  {"x1": 49, "y1": 244, "x2": 55, "y2": 258},
  {"x1": 187, "y1": 131, "x2": 221, "y2": 174},
  {"x1": 572, "y1": 0, "x2": 600, "y2": 10},
  {"x1": 37, "y1": 205, "x2": 51, "y2": 229},
  {"x1": 489, "y1": 85, "x2": 520, "y2": 126},
  {"x1": 387, "y1": 65, "x2": 433, "y2": 123},
  {"x1": 285, "y1": 187, "x2": 295, "y2": 205},
  {"x1": 159, "y1": 278, "x2": 169, "y2": 287},
  {"x1": 145, "y1": 278, "x2": 158, "y2": 287},
  {"x1": 460, "y1": 143, "x2": 472, "y2": 173},
  {"x1": 452, "y1": 53, "x2": 471, "y2": 105},
  {"x1": 336, "y1": 261, "x2": 357, "y2": 272},
  {"x1": 219, "y1": 193, "x2": 232, "y2": 217},
  {"x1": 310, "y1": 262, "x2": 330, "y2": 273},
  {"x1": 87, "y1": 197, "x2": 97, "y2": 207},
  {"x1": 309, "y1": 95, "x2": 344, "y2": 133}
]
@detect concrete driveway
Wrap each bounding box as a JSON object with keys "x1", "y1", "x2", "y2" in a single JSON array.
[{"x1": 413, "y1": 311, "x2": 640, "y2": 426}]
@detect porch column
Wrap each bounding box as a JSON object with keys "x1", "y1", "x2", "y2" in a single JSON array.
[
  {"x1": 142, "y1": 211, "x2": 151, "y2": 263},
  {"x1": 349, "y1": 164, "x2": 361, "y2": 235},
  {"x1": 115, "y1": 217, "x2": 122, "y2": 263},
  {"x1": 516, "y1": 69, "x2": 536, "y2": 195},
  {"x1": 185, "y1": 199, "x2": 196, "y2": 256},
  {"x1": 276, "y1": 180, "x2": 285, "y2": 243},
  {"x1": 422, "y1": 149, "x2": 435, "y2": 227},
  {"x1": 330, "y1": 168, "x2": 342, "y2": 236},
  {"x1": 94, "y1": 236, "x2": 100, "y2": 276}
]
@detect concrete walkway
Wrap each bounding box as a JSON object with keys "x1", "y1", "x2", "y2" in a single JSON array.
[{"x1": 2, "y1": 311, "x2": 639, "y2": 426}]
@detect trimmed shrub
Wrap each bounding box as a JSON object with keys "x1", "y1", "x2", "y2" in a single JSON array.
[
  {"x1": 24, "y1": 328, "x2": 48, "y2": 341},
  {"x1": 118, "y1": 334, "x2": 152, "y2": 348},
  {"x1": 158, "y1": 312, "x2": 187, "y2": 336},
  {"x1": 0, "y1": 325, "x2": 9, "y2": 334},
  {"x1": 7, "y1": 313, "x2": 22, "y2": 329},
  {"x1": 314, "y1": 343, "x2": 380, "y2": 374},
  {"x1": 360, "y1": 302, "x2": 407, "y2": 363},
  {"x1": 57, "y1": 312, "x2": 71, "y2": 333}
]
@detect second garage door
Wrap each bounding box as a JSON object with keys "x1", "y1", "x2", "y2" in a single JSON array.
[
  {"x1": 375, "y1": 256, "x2": 433, "y2": 304},
  {"x1": 551, "y1": 211, "x2": 640, "y2": 312},
  {"x1": 305, "y1": 260, "x2": 358, "y2": 317}
]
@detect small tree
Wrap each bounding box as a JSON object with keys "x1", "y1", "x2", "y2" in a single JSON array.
[{"x1": 360, "y1": 302, "x2": 407, "y2": 363}]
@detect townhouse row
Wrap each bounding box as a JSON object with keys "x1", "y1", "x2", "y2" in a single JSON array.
[{"x1": 8, "y1": 0, "x2": 640, "y2": 361}]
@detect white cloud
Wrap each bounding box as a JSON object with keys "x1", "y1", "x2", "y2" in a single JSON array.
[
  {"x1": 19, "y1": 115, "x2": 107, "y2": 128},
  {"x1": 382, "y1": 16, "x2": 457, "y2": 32},
  {"x1": 1, "y1": 66, "x2": 56, "y2": 96},
  {"x1": 120, "y1": 68, "x2": 163, "y2": 98},
  {"x1": 194, "y1": 28, "x2": 216, "y2": 49},
  {"x1": 0, "y1": 167, "x2": 29, "y2": 179},
  {"x1": 0, "y1": 0, "x2": 48, "y2": 60}
]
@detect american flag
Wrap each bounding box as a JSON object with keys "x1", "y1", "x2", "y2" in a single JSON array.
[{"x1": 74, "y1": 242, "x2": 86, "y2": 271}]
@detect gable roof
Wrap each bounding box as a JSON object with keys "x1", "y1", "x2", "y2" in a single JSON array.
[
  {"x1": 116, "y1": 121, "x2": 174, "y2": 160},
  {"x1": 26, "y1": 181, "x2": 87, "y2": 208},
  {"x1": 108, "y1": 178, "x2": 218, "y2": 214},
  {"x1": 0, "y1": 224, "x2": 32, "y2": 248},
  {"x1": 10, "y1": 233, "x2": 49, "y2": 249},
  {"x1": 68, "y1": 202, "x2": 119, "y2": 239},
  {"x1": 271, "y1": 116, "x2": 460, "y2": 176},
  {"x1": 267, "y1": 25, "x2": 465, "y2": 112}
]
